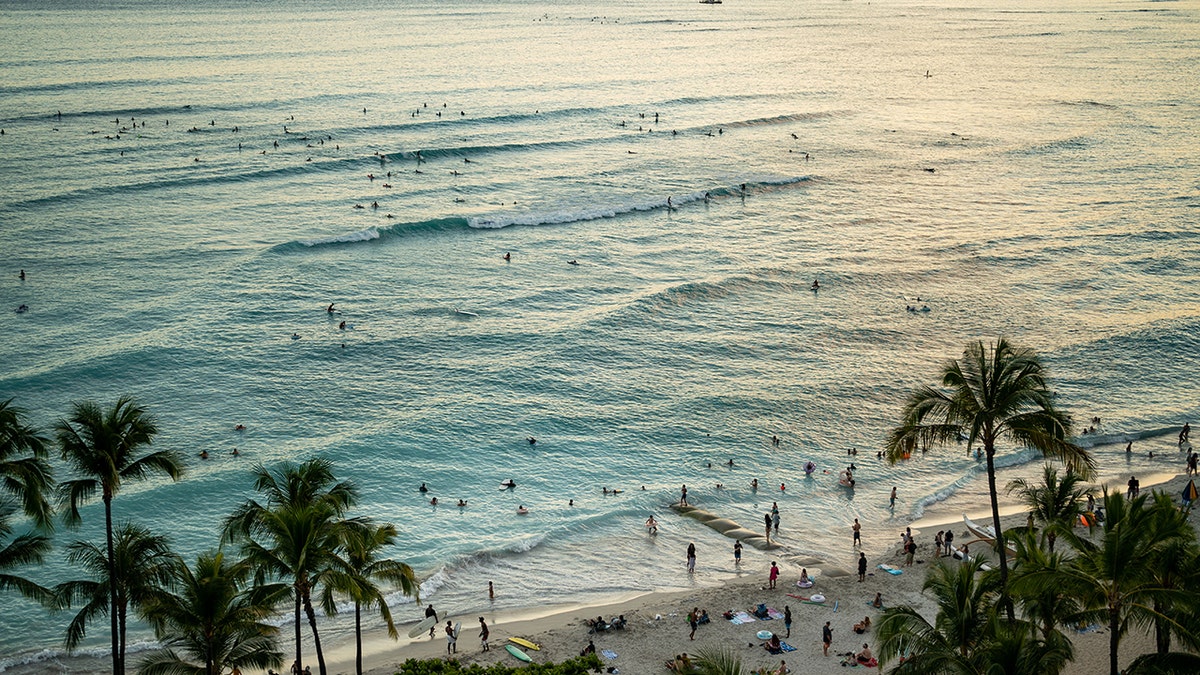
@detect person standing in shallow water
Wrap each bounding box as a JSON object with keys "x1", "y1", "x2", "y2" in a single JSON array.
[
  {"x1": 858, "y1": 552, "x2": 867, "y2": 582},
  {"x1": 852, "y1": 518, "x2": 861, "y2": 547},
  {"x1": 686, "y1": 542, "x2": 696, "y2": 572},
  {"x1": 680, "y1": 484, "x2": 688, "y2": 506}
]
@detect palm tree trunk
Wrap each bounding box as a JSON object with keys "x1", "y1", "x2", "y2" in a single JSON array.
[
  {"x1": 984, "y1": 445, "x2": 1015, "y2": 622},
  {"x1": 304, "y1": 593, "x2": 328, "y2": 675},
  {"x1": 294, "y1": 591, "x2": 303, "y2": 673},
  {"x1": 104, "y1": 495, "x2": 121, "y2": 675},
  {"x1": 355, "y1": 603, "x2": 363, "y2": 675},
  {"x1": 1153, "y1": 599, "x2": 1170, "y2": 654},
  {"x1": 118, "y1": 598, "x2": 127, "y2": 675},
  {"x1": 1109, "y1": 606, "x2": 1120, "y2": 675}
]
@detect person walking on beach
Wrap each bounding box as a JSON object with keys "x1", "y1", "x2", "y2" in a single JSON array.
[
  {"x1": 734, "y1": 540, "x2": 743, "y2": 564},
  {"x1": 858, "y1": 552, "x2": 867, "y2": 582},
  {"x1": 852, "y1": 518, "x2": 862, "y2": 547},
  {"x1": 688, "y1": 607, "x2": 699, "y2": 640},
  {"x1": 445, "y1": 620, "x2": 458, "y2": 654},
  {"x1": 1127, "y1": 475, "x2": 1140, "y2": 499},
  {"x1": 680, "y1": 484, "x2": 689, "y2": 506},
  {"x1": 479, "y1": 617, "x2": 490, "y2": 651},
  {"x1": 687, "y1": 542, "x2": 697, "y2": 573},
  {"x1": 425, "y1": 604, "x2": 438, "y2": 638},
  {"x1": 822, "y1": 621, "x2": 832, "y2": 656},
  {"x1": 784, "y1": 605, "x2": 792, "y2": 638},
  {"x1": 769, "y1": 561, "x2": 780, "y2": 589},
  {"x1": 890, "y1": 486, "x2": 897, "y2": 509},
  {"x1": 944, "y1": 529, "x2": 954, "y2": 556}
]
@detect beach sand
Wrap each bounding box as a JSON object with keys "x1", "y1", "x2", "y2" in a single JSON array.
[{"x1": 329, "y1": 471, "x2": 1197, "y2": 675}]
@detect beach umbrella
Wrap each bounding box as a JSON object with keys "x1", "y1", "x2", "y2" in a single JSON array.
[{"x1": 1182, "y1": 479, "x2": 1198, "y2": 505}]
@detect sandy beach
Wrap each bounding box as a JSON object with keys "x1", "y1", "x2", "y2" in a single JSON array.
[{"x1": 321, "y1": 470, "x2": 1196, "y2": 675}]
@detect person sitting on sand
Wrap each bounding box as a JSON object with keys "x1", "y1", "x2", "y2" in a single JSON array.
[
  {"x1": 581, "y1": 640, "x2": 595, "y2": 657},
  {"x1": 871, "y1": 592, "x2": 883, "y2": 608},
  {"x1": 855, "y1": 643, "x2": 874, "y2": 664},
  {"x1": 798, "y1": 569, "x2": 812, "y2": 587},
  {"x1": 698, "y1": 609, "x2": 710, "y2": 625},
  {"x1": 774, "y1": 660, "x2": 790, "y2": 675},
  {"x1": 764, "y1": 633, "x2": 782, "y2": 653},
  {"x1": 854, "y1": 616, "x2": 871, "y2": 634}
]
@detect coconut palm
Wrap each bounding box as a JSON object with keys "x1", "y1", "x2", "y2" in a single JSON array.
[
  {"x1": 1007, "y1": 465, "x2": 1091, "y2": 553},
  {"x1": 1045, "y1": 490, "x2": 1195, "y2": 675},
  {"x1": 1140, "y1": 493, "x2": 1200, "y2": 656},
  {"x1": 138, "y1": 549, "x2": 287, "y2": 675},
  {"x1": 877, "y1": 557, "x2": 1070, "y2": 675},
  {"x1": 52, "y1": 522, "x2": 177, "y2": 671},
  {"x1": 223, "y1": 459, "x2": 357, "y2": 675},
  {"x1": 0, "y1": 398, "x2": 54, "y2": 530},
  {"x1": 322, "y1": 520, "x2": 419, "y2": 675},
  {"x1": 0, "y1": 399, "x2": 54, "y2": 602},
  {"x1": 885, "y1": 338, "x2": 1093, "y2": 619},
  {"x1": 1006, "y1": 530, "x2": 1080, "y2": 642},
  {"x1": 56, "y1": 396, "x2": 184, "y2": 675},
  {"x1": 692, "y1": 646, "x2": 744, "y2": 675}
]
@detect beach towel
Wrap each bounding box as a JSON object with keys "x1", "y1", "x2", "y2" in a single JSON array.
[
  {"x1": 1075, "y1": 624, "x2": 1102, "y2": 634},
  {"x1": 866, "y1": 601, "x2": 886, "y2": 610},
  {"x1": 766, "y1": 608, "x2": 785, "y2": 620},
  {"x1": 729, "y1": 611, "x2": 756, "y2": 625},
  {"x1": 601, "y1": 649, "x2": 618, "y2": 660},
  {"x1": 779, "y1": 641, "x2": 797, "y2": 652},
  {"x1": 877, "y1": 564, "x2": 903, "y2": 575}
]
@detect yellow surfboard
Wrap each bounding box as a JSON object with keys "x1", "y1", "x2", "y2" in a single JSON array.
[{"x1": 508, "y1": 637, "x2": 541, "y2": 651}]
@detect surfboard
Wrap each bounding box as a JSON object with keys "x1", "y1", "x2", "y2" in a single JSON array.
[
  {"x1": 454, "y1": 308, "x2": 478, "y2": 317},
  {"x1": 453, "y1": 621, "x2": 461, "y2": 639},
  {"x1": 499, "y1": 479, "x2": 516, "y2": 490},
  {"x1": 408, "y1": 616, "x2": 436, "y2": 638},
  {"x1": 509, "y1": 637, "x2": 541, "y2": 651},
  {"x1": 506, "y1": 644, "x2": 533, "y2": 662}
]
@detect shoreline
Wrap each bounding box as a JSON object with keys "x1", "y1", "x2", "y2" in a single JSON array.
[{"x1": 337, "y1": 470, "x2": 1197, "y2": 675}]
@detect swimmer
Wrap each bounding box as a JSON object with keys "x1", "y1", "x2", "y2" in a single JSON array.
[
  {"x1": 646, "y1": 515, "x2": 658, "y2": 533},
  {"x1": 457, "y1": 499, "x2": 467, "y2": 507},
  {"x1": 231, "y1": 448, "x2": 239, "y2": 456},
  {"x1": 15, "y1": 305, "x2": 29, "y2": 314},
  {"x1": 291, "y1": 333, "x2": 300, "y2": 340},
  {"x1": 727, "y1": 458, "x2": 734, "y2": 467},
  {"x1": 199, "y1": 450, "x2": 209, "y2": 460},
  {"x1": 430, "y1": 497, "x2": 438, "y2": 506},
  {"x1": 517, "y1": 505, "x2": 529, "y2": 515},
  {"x1": 751, "y1": 478, "x2": 759, "y2": 490},
  {"x1": 339, "y1": 321, "x2": 346, "y2": 330},
  {"x1": 503, "y1": 252, "x2": 511, "y2": 261},
  {"x1": 235, "y1": 424, "x2": 246, "y2": 431},
  {"x1": 527, "y1": 437, "x2": 537, "y2": 445}
]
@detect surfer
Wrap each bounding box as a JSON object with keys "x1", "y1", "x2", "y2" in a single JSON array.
[
  {"x1": 199, "y1": 450, "x2": 209, "y2": 460},
  {"x1": 457, "y1": 499, "x2": 467, "y2": 507},
  {"x1": 568, "y1": 260, "x2": 578, "y2": 265},
  {"x1": 291, "y1": 333, "x2": 300, "y2": 340},
  {"x1": 517, "y1": 505, "x2": 529, "y2": 514},
  {"x1": 445, "y1": 621, "x2": 457, "y2": 654},
  {"x1": 527, "y1": 436, "x2": 536, "y2": 445},
  {"x1": 18, "y1": 269, "x2": 25, "y2": 280},
  {"x1": 235, "y1": 424, "x2": 246, "y2": 431},
  {"x1": 419, "y1": 483, "x2": 428, "y2": 492},
  {"x1": 15, "y1": 305, "x2": 28, "y2": 314},
  {"x1": 811, "y1": 279, "x2": 820, "y2": 290},
  {"x1": 338, "y1": 321, "x2": 346, "y2": 330},
  {"x1": 425, "y1": 605, "x2": 438, "y2": 638}
]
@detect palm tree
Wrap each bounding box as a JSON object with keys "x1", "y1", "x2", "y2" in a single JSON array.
[
  {"x1": 138, "y1": 550, "x2": 287, "y2": 675},
  {"x1": 1007, "y1": 465, "x2": 1090, "y2": 553},
  {"x1": 692, "y1": 646, "x2": 744, "y2": 675},
  {"x1": 1140, "y1": 493, "x2": 1200, "y2": 656},
  {"x1": 224, "y1": 459, "x2": 357, "y2": 675},
  {"x1": 323, "y1": 520, "x2": 419, "y2": 675},
  {"x1": 1046, "y1": 490, "x2": 1195, "y2": 675},
  {"x1": 1006, "y1": 530, "x2": 1080, "y2": 641},
  {"x1": 885, "y1": 338, "x2": 1093, "y2": 619},
  {"x1": 53, "y1": 522, "x2": 177, "y2": 671},
  {"x1": 0, "y1": 399, "x2": 54, "y2": 603},
  {"x1": 0, "y1": 398, "x2": 54, "y2": 530},
  {"x1": 876, "y1": 557, "x2": 1070, "y2": 675},
  {"x1": 56, "y1": 396, "x2": 184, "y2": 675}
]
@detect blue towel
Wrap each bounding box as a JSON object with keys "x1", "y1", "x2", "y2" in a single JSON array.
[
  {"x1": 601, "y1": 649, "x2": 618, "y2": 660},
  {"x1": 779, "y1": 641, "x2": 797, "y2": 652}
]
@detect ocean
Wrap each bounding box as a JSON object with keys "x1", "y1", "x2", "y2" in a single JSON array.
[{"x1": 1, "y1": 0, "x2": 1198, "y2": 670}]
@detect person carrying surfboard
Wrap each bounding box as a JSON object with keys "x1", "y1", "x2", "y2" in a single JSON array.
[{"x1": 445, "y1": 621, "x2": 457, "y2": 654}]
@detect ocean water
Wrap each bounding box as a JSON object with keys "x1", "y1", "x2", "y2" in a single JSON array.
[{"x1": 2, "y1": 0, "x2": 1199, "y2": 669}]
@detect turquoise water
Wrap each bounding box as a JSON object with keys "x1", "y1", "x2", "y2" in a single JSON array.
[{"x1": 2, "y1": 0, "x2": 1199, "y2": 669}]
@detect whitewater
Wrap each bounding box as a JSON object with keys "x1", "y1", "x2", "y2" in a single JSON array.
[{"x1": 1, "y1": 0, "x2": 1199, "y2": 670}]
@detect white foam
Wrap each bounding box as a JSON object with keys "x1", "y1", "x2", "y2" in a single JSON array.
[{"x1": 300, "y1": 227, "x2": 380, "y2": 246}]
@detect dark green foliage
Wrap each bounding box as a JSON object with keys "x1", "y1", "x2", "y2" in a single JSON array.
[{"x1": 395, "y1": 654, "x2": 602, "y2": 675}]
